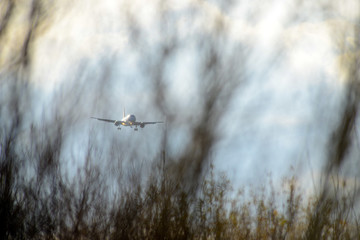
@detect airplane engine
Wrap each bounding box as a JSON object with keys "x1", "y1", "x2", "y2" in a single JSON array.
[
  {"x1": 140, "y1": 123, "x2": 145, "y2": 128},
  {"x1": 114, "y1": 121, "x2": 121, "y2": 126}
]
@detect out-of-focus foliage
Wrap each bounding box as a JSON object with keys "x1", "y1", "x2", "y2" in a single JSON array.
[
  {"x1": 1, "y1": 127, "x2": 360, "y2": 240},
  {"x1": 1, "y1": 0, "x2": 360, "y2": 239}
]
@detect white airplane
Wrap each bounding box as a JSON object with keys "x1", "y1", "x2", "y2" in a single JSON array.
[{"x1": 91, "y1": 109, "x2": 163, "y2": 131}]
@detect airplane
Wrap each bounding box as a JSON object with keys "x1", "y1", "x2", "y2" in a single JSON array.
[{"x1": 91, "y1": 108, "x2": 163, "y2": 131}]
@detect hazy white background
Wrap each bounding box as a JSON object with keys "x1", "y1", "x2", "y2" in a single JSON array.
[{"x1": 26, "y1": 0, "x2": 359, "y2": 193}]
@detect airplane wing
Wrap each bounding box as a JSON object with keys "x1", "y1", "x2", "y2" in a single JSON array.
[
  {"x1": 91, "y1": 117, "x2": 117, "y2": 123},
  {"x1": 134, "y1": 121, "x2": 164, "y2": 125}
]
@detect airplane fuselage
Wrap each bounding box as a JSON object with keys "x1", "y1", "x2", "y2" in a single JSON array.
[
  {"x1": 114, "y1": 114, "x2": 136, "y2": 126},
  {"x1": 120, "y1": 114, "x2": 136, "y2": 126}
]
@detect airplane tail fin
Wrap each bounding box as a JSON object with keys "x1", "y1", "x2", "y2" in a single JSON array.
[{"x1": 123, "y1": 108, "x2": 125, "y2": 118}]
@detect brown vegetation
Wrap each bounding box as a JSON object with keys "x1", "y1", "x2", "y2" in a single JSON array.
[{"x1": 1, "y1": 0, "x2": 360, "y2": 239}]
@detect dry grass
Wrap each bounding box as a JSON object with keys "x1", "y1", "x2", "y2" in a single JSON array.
[{"x1": 1, "y1": 0, "x2": 360, "y2": 239}]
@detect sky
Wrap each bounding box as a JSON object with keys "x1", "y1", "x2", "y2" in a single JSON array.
[{"x1": 24, "y1": 0, "x2": 359, "y2": 193}]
